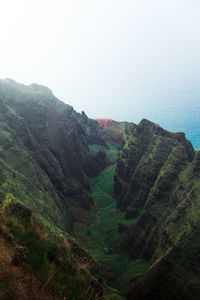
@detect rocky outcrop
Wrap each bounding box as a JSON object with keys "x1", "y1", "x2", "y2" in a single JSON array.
[
  {"x1": 0, "y1": 79, "x2": 107, "y2": 233},
  {"x1": 114, "y1": 119, "x2": 195, "y2": 218},
  {"x1": 2, "y1": 79, "x2": 200, "y2": 299},
  {"x1": 114, "y1": 119, "x2": 200, "y2": 299}
]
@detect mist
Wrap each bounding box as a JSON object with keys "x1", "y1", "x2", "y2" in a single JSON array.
[{"x1": 1, "y1": 0, "x2": 200, "y2": 147}]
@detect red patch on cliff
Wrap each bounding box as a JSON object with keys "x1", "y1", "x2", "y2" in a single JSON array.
[{"x1": 94, "y1": 119, "x2": 125, "y2": 145}]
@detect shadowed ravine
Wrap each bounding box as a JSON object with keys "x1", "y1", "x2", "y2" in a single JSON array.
[
  {"x1": 73, "y1": 161, "x2": 148, "y2": 293},
  {"x1": 1, "y1": 80, "x2": 200, "y2": 299}
]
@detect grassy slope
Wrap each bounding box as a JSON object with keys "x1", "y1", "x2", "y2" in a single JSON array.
[
  {"x1": 73, "y1": 146, "x2": 148, "y2": 293},
  {"x1": 0, "y1": 192, "x2": 125, "y2": 300},
  {"x1": 0, "y1": 81, "x2": 110, "y2": 234}
]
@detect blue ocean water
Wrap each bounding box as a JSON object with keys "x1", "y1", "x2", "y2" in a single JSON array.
[
  {"x1": 98, "y1": 96, "x2": 200, "y2": 149},
  {"x1": 151, "y1": 103, "x2": 200, "y2": 150},
  {"x1": 127, "y1": 99, "x2": 200, "y2": 150},
  {"x1": 111, "y1": 74, "x2": 200, "y2": 150},
  {"x1": 111, "y1": 97, "x2": 200, "y2": 150}
]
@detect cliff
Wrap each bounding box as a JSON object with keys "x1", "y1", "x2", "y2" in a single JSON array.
[
  {"x1": 0, "y1": 79, "x2": 108, "y2": 233},
  {"x1": 114, "y1": 119, "x2": 200, "y2": 299},
  {"x1": 114, "y1": 119, "x2": 195, "y2": 218},
  {"x1": 0, "y1": 79, "x2": 124, "y2": 299},
  {"x1": 1, "y1": 79, "x2": 200, "y2": 299}
]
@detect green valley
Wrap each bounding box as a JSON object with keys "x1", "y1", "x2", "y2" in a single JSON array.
[
  {"x1": 73, "y1": 146, "x2": 149, "y2": 293},
  {"x1": 1, "y1": 79, "x2": 200, "y2": 299}
]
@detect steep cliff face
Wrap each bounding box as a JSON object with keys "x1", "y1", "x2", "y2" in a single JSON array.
[
  {"x1": 128, "y1": 151, "x2": 200, "y2": 300},
  {"x1": 0, "y1": 79, "x2": 126, "y2": 299},
  {"x1": 114, "y1": 119, "x2": 200, "y2": 299},
  {"x1": 2, "y1": 79, "x2": 200, "y2": 299},
  {"x1": 114, "y1": 119, "x2": 195, "y2": 218},
  {"x1": 0, "y1": 79, "x2": 107, "y2": 233}
]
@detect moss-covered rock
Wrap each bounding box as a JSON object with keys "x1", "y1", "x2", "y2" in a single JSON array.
[
  {"x1": 114, "y1": 119, "x2": 200, "y2": 299},
  {"x1": 0, "y1": 79, "x2": 109, "y2": 233},
  {"x1": 2, "y1": 193, "x2": 32, "y2": 223},
  {"x1": 115, "y1": 119, "x2": 195, "y2": 214}
]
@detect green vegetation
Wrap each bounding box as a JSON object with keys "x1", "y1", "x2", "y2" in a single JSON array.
[
  {"x1": 74, "y1": 146, "x2": 147, "y2": 294},
  {"x1": 89, "y1": 144, "x2": 119, "y2": 165},
  {"x1": 2, "y1": 79, "x2": 200, "y2": 299},
  {"x1": 0, "y1": 195, "x2": 124, "y2": 299},
  {"x1": 0, "y1": 80, "x2": 126, "y2": 299},
  {"x1": 115, "y1": 119, "x2": 200, "y2": 299},
  {"x1": 93, "y1": 165, "x2": 115, "y2": 194},
  {"x1": 89, "y1": 144, "x2": 107, "y2": 155}
]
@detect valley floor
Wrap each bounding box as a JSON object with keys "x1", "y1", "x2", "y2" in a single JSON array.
[{"x1": 73, "y1": 163, "x2": 149, "y2": 293}]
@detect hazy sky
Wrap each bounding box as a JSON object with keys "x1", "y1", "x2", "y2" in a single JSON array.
[{"x1": 1, "y1": 0, "x2": 200, "y2": 129}]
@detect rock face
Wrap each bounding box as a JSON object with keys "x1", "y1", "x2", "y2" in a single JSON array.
[
  {"x1": 0, "y1": 79, "x2": 107, "y2": 232},
  {"x1": 114, "y1": 119, "x2": 200, "y2": 299},
  {"x1": 114, "y1": 119, "x2": 195, "y2": 218},
  {"x1": 2, "y1": 79, "x2": 200, "y2": 299}
]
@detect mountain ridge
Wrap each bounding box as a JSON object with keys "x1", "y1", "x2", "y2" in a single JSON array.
[
  {"x1": 0, "y1": 79, "x2": 200, "y2": 299},
  {"x1": 114, "y1": 118, "x2": 200, "y2": 299}
]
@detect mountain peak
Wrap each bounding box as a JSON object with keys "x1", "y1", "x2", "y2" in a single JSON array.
[
  {"x1": 29, "y1": 82, "x2": 53, "y2": 96},
  {"x1": 0, "y1": 79, "x2": 53, "y2": 98}
]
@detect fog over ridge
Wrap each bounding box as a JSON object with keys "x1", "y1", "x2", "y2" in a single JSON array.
[{"x1": 1, "y1": 0, "x2": 200, "y2": 147}]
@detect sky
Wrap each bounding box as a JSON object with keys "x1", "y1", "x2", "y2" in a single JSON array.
[{"x1": 1, "y1": 0, "x2": 200, "y2": 146}]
